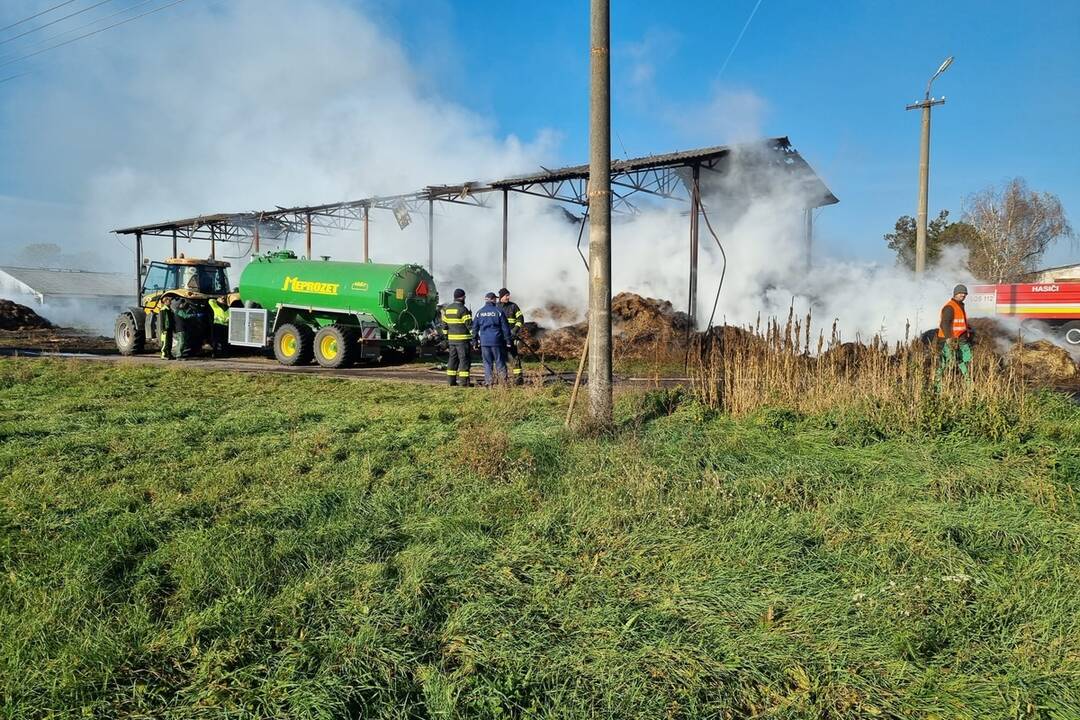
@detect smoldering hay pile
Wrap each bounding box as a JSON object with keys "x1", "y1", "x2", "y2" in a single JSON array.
[
  {"x1": 528, "y1": 293, "x2": 1080, "y2": 385},
  {"x1": 533, "y1": 292, "x2": 691, "y2": 362},
  {"x1": 0, "y1": 300, "x2": 54, "y2": 331}
]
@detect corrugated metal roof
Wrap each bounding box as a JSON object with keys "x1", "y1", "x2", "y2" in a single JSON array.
[{"x1": 0, "y1": 266, "x2": 133, "y2": 298}]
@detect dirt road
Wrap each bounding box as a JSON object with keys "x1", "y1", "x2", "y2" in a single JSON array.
[{"x1": 0, "y1": 346, "x2": 691, "y2": 388}]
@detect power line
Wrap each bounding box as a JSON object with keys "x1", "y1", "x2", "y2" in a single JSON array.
[
  {"x1": 0, "y1": 0, "x2": 189, "y2": 70},
  {"x1": 0, "y1": 0, "x2": 79, "y2": 33},
  {"x1": 1, "y1": 0, "x2": 117, "y2": 46},
  {"x1": 1, "y1": 0, "x2": 156, "y2": 61}
]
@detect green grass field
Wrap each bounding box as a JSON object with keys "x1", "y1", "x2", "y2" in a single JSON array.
[{"x1": 0, "y1": 359, "x2": 1078, "y2": 719}]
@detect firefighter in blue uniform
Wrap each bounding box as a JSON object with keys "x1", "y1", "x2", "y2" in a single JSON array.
[
  {"x1": 497, "y1": 287, "x2": 525, "y2": 385},
  {"x1": 440, "y1": 288, "x2": 473, "y2": 386},
  {"x1": 472, "y1": 291, "x2": 512, "y2": 387}
]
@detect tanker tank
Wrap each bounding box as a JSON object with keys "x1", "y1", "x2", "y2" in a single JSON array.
[{"x1": 236, "y1": 251, "x2": 439, "y2": 367}]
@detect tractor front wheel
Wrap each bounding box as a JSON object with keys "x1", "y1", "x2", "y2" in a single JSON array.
[
  {"x1": 273, "y1": 323, "x2": 314, "y2": 366},
  {"x1": 114, "y1": 313, "x2": 144, "y2": 356}
]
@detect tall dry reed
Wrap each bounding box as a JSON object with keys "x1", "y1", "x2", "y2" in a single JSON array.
[{"x1": 689, "y1": 307, "x2": 1027, "y2": 430}]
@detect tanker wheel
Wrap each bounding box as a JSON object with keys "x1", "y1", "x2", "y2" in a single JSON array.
[
  {"x1": 1062, "y1": 321, "x2": 1080, "y2": 346},
  {"x1": 114, "y1": 313, "x2": 144, "y2": 356},
  {"x1": 314, "y1": 325, "x2": 356, "y2": 369},
  {"x1": 274, "y1": 323, "x2": 314, "y2": 366}
]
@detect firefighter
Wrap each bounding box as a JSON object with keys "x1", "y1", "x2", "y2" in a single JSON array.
[
  {"x1": 441, "y1": 288, "x2": 473, "y2": 386},
  {"x1": 473, "y1": 291, "x2": 513, "y2": 387},
  {"x1": 159, "y1": 301, "x2": 175, "y2": 359},
  {"x1": 208, "y1": 296, "x2": 230, "y2": 357},
  {"x1": 497, "y1": 287, "x2": 525, "y2": 385},
  {"x1": 937, "y1": 283, "x2": 973, "y2": 381},
  {"x1": 171, "y1": 297, "x2": 200, "y2": 359}
]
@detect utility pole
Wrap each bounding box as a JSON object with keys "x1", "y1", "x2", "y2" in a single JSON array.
[
  {"x1": 906, "y1": 56, "x2": 953, "y2": 275},
  {"x1": 587, "y1": 0, "x2": 612, "y2": 427}
]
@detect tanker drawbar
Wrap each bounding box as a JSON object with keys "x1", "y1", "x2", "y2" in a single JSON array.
[{"x1": 232, "y1": 251, "x2": 439, "y2": 367}]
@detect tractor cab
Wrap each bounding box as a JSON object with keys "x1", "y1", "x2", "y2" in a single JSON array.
[
  {"x1": 140, "y1": 257, "x2": 231, "y2": 308},
  {"x1": 115, "y1": 257, "x2": 233, "y2": 356}
]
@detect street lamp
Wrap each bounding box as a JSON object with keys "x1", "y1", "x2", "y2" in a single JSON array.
[{"x1": 906, "y1": 55, "x2": 954, "y2": 275}]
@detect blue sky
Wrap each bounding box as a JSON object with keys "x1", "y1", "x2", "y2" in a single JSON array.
[
  {"x1": 378, "y1": 0, "x2": 1080, "y2": 265},
  {"x1": 1, "y1": 0, "x2": 1078, "y2": 268}
]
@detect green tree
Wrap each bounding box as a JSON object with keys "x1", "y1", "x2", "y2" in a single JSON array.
[{"x1": 884, "y1": 210, "x2": 980, "y2": 270}]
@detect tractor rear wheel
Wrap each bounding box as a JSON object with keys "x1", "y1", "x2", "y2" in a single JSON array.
[
  {"x1": 273, "y1": 323, "x2": 314, "y2": 366},
  {"x1": 314, "y1": 325, "x2": 356, "y2": 368},
  {"x1": 1062, "y1": 321, "x2": 1080, "y2": 346},
  {"x1": 114, "y1": 313, "x2": 144, "y2": 356}
]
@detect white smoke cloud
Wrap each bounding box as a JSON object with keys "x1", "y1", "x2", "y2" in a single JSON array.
[{"x1": 1, "y1": 0, "x2": 971, "y2": 343}]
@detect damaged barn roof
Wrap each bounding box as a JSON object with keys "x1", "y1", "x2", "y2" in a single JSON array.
[{"x1": 113, "y1": 136, "x2": 837, "y2": 238}]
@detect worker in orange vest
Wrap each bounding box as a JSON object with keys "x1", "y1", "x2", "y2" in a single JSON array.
[{"x1": 937, "y1": 283, "x2": 973, "y2": 380}]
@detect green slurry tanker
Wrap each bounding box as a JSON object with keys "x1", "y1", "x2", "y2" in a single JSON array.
[
  {"x1": 115, "y1": 250, "x2": 439, "y2": 368},
  {"x1": 235, "y1": 251, "x2": 439, "y2": 367}
]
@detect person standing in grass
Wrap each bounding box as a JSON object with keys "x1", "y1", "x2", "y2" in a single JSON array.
[
  {"x1": 937, "y1": 283, "x2": 973, "y2": 381},
  {"x1": 472, "y1": 291, "x2": 512, "y2": 387}
]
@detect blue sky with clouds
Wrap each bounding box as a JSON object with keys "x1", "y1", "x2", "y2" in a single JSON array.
[
  {"x1": 1, "y1": 0, "x2": 1078, "y2": 267},
  {"x1": 379, "y1": 0, "x2": 1080, "y2": 264}
]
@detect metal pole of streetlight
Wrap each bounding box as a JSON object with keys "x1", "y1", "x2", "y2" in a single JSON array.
[
  {"x1": 587, "y1": 0, "x2": 612, "y2": 427},
  {"x1": 907, "y1": 56, "x2": 952, "y2": 275}
]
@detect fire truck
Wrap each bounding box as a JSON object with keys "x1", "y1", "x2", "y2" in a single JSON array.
[{"x1": 967, "y1": 282, "x2": 1080, "y2": 346}]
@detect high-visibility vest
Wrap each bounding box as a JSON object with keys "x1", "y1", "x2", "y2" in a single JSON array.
[
  {"x1": 209, "y1": 299, "x2": 229, "y2": 325},
  {"x1": 937, "y1": 298, "x2": 968, "y2": 338}
]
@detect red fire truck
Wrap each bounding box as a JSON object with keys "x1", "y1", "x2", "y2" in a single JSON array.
[{"x1": 968, "y1": 282, "x2": 1080, "y2": 345}]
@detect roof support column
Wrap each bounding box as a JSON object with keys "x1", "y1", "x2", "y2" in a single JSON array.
[
  {"x1": 501, "y1": 189, "x2": 509, "y2": 289},
  {"x1": 134, "y1": 231, "x2": 143, "y2": 303},
  {"x1": 427, "y1": 198, "x2": 434, "y2": 273},
  {"x1": 253, "y1": 216, "x2": 260, "y2": 255},
  {"x1": 171, "y1": 229, "x2": 177, "y2": 259},
  {"x1": 305, "y1": 212, "x2": 312, "y2": 260},
  {"x1": 209, "y1": 227, "x2": 216, "y2": 260},
  {"x1": 363, "y1": 205, "x2": 370, "y2": 262},
  {"x1": 804, "y1": 208, "x2": 813, "y2": 271},
  {"x1": 688, "y1": 164, "x2": 700, "y2": 329}
]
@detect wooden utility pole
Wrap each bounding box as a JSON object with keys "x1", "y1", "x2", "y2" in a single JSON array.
[{"x1": 587, "y1": 0, "x2": 612, "y2": 427}]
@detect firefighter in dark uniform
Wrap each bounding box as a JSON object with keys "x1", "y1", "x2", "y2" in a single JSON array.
[
  {"x1": 497, "y1": 287, "x2": 525, "y2": 385},
  {"x1": 441, "y1": 288, "x2": 473, "y2": 386}
]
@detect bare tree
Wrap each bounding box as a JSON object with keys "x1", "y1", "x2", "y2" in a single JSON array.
[{"x1": 963, "y1": 178, "x2": 1073, "y2": 282}]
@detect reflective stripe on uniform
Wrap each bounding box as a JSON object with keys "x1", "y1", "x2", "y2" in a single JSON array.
[
  {"x1": 457, "y1": 370, "x2": 470, "y2": 377},
  {"x1": 446, "y1": 369, "x2": 456, "y2": 376},
  {"x1": 512, "y1": 368, "x2": 522, "y2": 374},
  {"x1": 448, "y1": 333, "x2": 471, "y2": 341}
]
